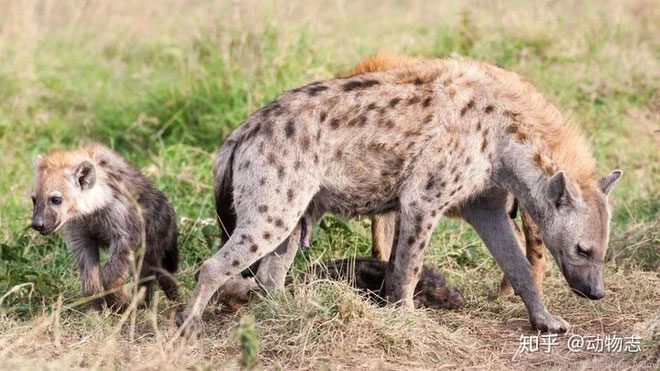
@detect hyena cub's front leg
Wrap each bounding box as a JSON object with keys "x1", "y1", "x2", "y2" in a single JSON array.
[
  {"x1": 69, "y1": 239, "x2": 104, "y2": 311},
  {"x1": 100, "y1": 243, "x2": 133, "y2": 312}
]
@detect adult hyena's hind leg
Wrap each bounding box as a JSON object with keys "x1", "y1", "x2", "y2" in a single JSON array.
[{"x1": 176, "y1": 188, "x2": 318, "y2": 337}]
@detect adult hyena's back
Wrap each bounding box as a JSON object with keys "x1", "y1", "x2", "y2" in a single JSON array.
[{"x1": 231, "y1": 61, "x2": 500, "y2": 222}]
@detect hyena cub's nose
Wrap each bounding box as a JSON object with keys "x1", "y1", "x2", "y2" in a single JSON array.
[{"x1": 31, "y1": 219, "x2": 45, "y2": 232}]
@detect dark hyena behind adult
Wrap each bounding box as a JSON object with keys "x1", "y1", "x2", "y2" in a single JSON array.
[
  {"x1": 178, "y1": 59, "x2": 621, "y2": 336},
  {"x1": 31, "y1": 143, "x2": 179, "y2": 311}
]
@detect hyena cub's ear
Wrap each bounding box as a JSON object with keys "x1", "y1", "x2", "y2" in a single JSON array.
[
  {"x1": 599, "y1": 170, "x2": 623, "y2": 196},
  {"x1": 32, "y1": 155, "x2": 43, "y2": 167},
  {"x1": 74, "y1": 161, "x2": 97, "y2": 190},
  {"x1": 546, "y1": 171, "x2": 574, "y2": 208}
]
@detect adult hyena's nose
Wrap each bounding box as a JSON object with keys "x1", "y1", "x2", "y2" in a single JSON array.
[{"x1": 587, "y1": 285, "x2": 605, "y2": 300}]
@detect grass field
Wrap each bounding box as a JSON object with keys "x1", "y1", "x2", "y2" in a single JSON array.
[{"x1": 0, "y1": 0, "x2": 658, "y2": 369}]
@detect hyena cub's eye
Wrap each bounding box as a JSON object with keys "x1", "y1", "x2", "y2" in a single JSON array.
[
  {"x1": 49, "y1": 196, "x2": 62, "y2": 205},
  {"x1": 576, "y1": 244, "x2": 590, "y2": 258}
]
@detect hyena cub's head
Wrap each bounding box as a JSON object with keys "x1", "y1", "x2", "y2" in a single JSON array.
[
  {"x1": 541, "y1": 170, "x2": 622, "y2": 300},
  {"x1": 31, "y1": 149, "x2": 110, "y2": 234}
]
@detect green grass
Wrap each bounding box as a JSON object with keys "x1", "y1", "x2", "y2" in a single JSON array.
[{"x1": 0, "y1": 1, "x2": 658, "y2": 368}]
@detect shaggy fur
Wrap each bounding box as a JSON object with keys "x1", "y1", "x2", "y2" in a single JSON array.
[{"x1": 31, "y1": 143, "x2": 179, "y2": 311}]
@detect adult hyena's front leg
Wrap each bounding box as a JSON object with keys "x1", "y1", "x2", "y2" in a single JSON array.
[
  {"x1": 385, "y1": 205, "x2": 440, "y2": 309},
  {"x1": 461, "y1": 190, "x2": 568, "y2": 333}
]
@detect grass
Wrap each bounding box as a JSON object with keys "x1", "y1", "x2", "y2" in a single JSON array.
[{"x1": 0, "y1": 0, "x2": 658, "y2": 369}]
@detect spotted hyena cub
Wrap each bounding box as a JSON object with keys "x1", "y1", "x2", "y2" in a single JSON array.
[{"x1": 31, "y1": 143, "x2": 179, "y2": 311}]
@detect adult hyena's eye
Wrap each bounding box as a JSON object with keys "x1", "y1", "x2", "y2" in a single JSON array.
[
  {"x1": 49, "y1": 196, "x2": 62, "y2": 205},
  {"x1": 576, "y1": 244, "x2": 591, "y2": 258}
]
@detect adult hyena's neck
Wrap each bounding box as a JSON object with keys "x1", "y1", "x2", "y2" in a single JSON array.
[{"x1": 492, "y1": 141, "x2": 551, "y2": 226}]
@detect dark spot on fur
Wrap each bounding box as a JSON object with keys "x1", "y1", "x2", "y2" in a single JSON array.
[
  {"x1": 320, "y1": 111, "x2": 327, "y2": 122},
  {"x1": 431, "y1": 210, "x2": 437, "y2": 217},
  {"x1": 418, "y1": 242, "x2": 425, "y2": 250},
  {"x1": 330, "y1": 118, "x2": 340, "y2": 129},
  {"x1": 259, "y1": 177, "x2": 266, "y2": 186},
  {"x1": 425, "y1": 177, "x2": 435, "y2": 190},
  {"x1": 232, "y1": 260, "x2": 240, "y2": 267},
  {"x1": 408, "y1": 96, "x2": 421, "y2": 105},
  {"x1": 485, "y1": 105, "x2": 494, "y2": 114},
  {"x1": 422, "y1": 97, "x2": 432, "y2": 108},
  {"x1": 348, "y1": 114, "x2": 368, "y2": 127},
  {"x1": 262, "y1": 102, "x2": 284, "y2": 117},
  {"x1": 267, "y1": 152, "x2": 277, "y2": 165},
  {"x1": 465, "y1": 157, "x2": 472, "y2": 165},
  {"x1": 307, "y1": 84, "x2": 328, "y2": 96},
  {"x1": 301, "y1": 136, "x2": 311, "y2": 151},
  {"x1": 285, "y1": 120, "x2": 296, "y2": 138},
  {"x1": 277, "y1": 166, "x2": 285, "y2": 179},
  {"x1": 366, "y1": 102, "x2": 377, "y2": 111},
  {"x1": 250, "y1": 244, "x2": 259, "y2": 253},
  {"x1": 342, "y1": 79, "x2": 380, "y2": 91},
  {"x1": 460, "y1": 99, "x2": 475, "y2": 117},
  {"x1": 263, "y1": 232, "x2": 272, "y2": 240},
  {"x1": 453, "y1": 173, "x2": 461, "y2": 183},
  {"x1": 258, "y1": 205, "x2": 268, "y2": 213},
  {"x1": 476, "y1": 120, "x2": 483, "y2": 131},
  {"x1": 225, "y1": 271, "x2": 231, "y2": 276},
  {"x1": 413, "y1": 77, "x2": 423, "y2": 85},
  {"x1": 389, "y1": 97, "x2": 401, "y2": 107},
  {"x1": 335, "y1": 149, "x2": 343, "y2": 160},
  {"x1": 423, "y1": 114, "x2": 433, "y2": 123},
  {"x1": 275, "y1": 218, "x2": 284, "y2": 228},
  {"x1": 287, "y1": 188, "x2": 294, "y2": 202},
  {"x1": 99, "y1": 160, "x2": 107, "y2": 166},
  {"x1": 407, "y1": 237, "x2": 415, "y2": 246}
]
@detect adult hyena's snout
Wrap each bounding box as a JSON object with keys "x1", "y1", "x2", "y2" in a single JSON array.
[{"x1": 564, "y1": 264, "x2": 605, "y2": 300}]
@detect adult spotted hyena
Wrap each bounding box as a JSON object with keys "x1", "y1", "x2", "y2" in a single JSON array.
[
  {"x1": 31, "y1": 143, "x2": 179, "y2": 310},
  {"x1": 178, "y1": 58, "x2": 621, "y2": 336}
]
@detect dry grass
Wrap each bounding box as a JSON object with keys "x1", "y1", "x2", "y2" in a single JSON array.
[{"x1": 0, "y1": 268, "x2": 658, "y2": 370}]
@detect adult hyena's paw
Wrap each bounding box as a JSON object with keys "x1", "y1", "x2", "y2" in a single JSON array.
[
  {"x1": 531, "y1": 312, "x2": 569, "y2": 334},
  {"x1": 175, "y1": 311, "x2": 203, "y2": 339}
]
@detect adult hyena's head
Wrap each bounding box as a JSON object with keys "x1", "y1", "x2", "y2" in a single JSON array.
[
  {"x1": 31, "y1": 153, "x2": 107, "y2": 235},
  {"x1": 541, "y1": 170, "x2": 622, "y2": 300}
]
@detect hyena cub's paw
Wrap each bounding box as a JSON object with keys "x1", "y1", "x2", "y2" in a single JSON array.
[
  {"x1": 531, "y1": 312, "x2": 569, "y2": 334},
  {"x1": 175, "y1": 311, "x2": 203, "y2": 339}
]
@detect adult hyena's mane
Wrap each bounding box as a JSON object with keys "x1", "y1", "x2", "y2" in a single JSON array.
[{"x1": 347, "y1": 54, "x2": 598, "y2": 189}]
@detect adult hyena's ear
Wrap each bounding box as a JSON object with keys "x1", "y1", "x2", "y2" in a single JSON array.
[
  {"x1": 546, "y1": 171, "x2": 574, "y2": 208},
  {"x1": 74, "y1": 161, "x2": 97, "y2": 190},
  {"x1": 599, "y1": 170, "x2": 623, "y2": 196}
]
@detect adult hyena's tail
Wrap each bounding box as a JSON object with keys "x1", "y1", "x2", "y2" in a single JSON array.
[{"x1": 214, "y1": 129, "x2": 251, "y2": 243}]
